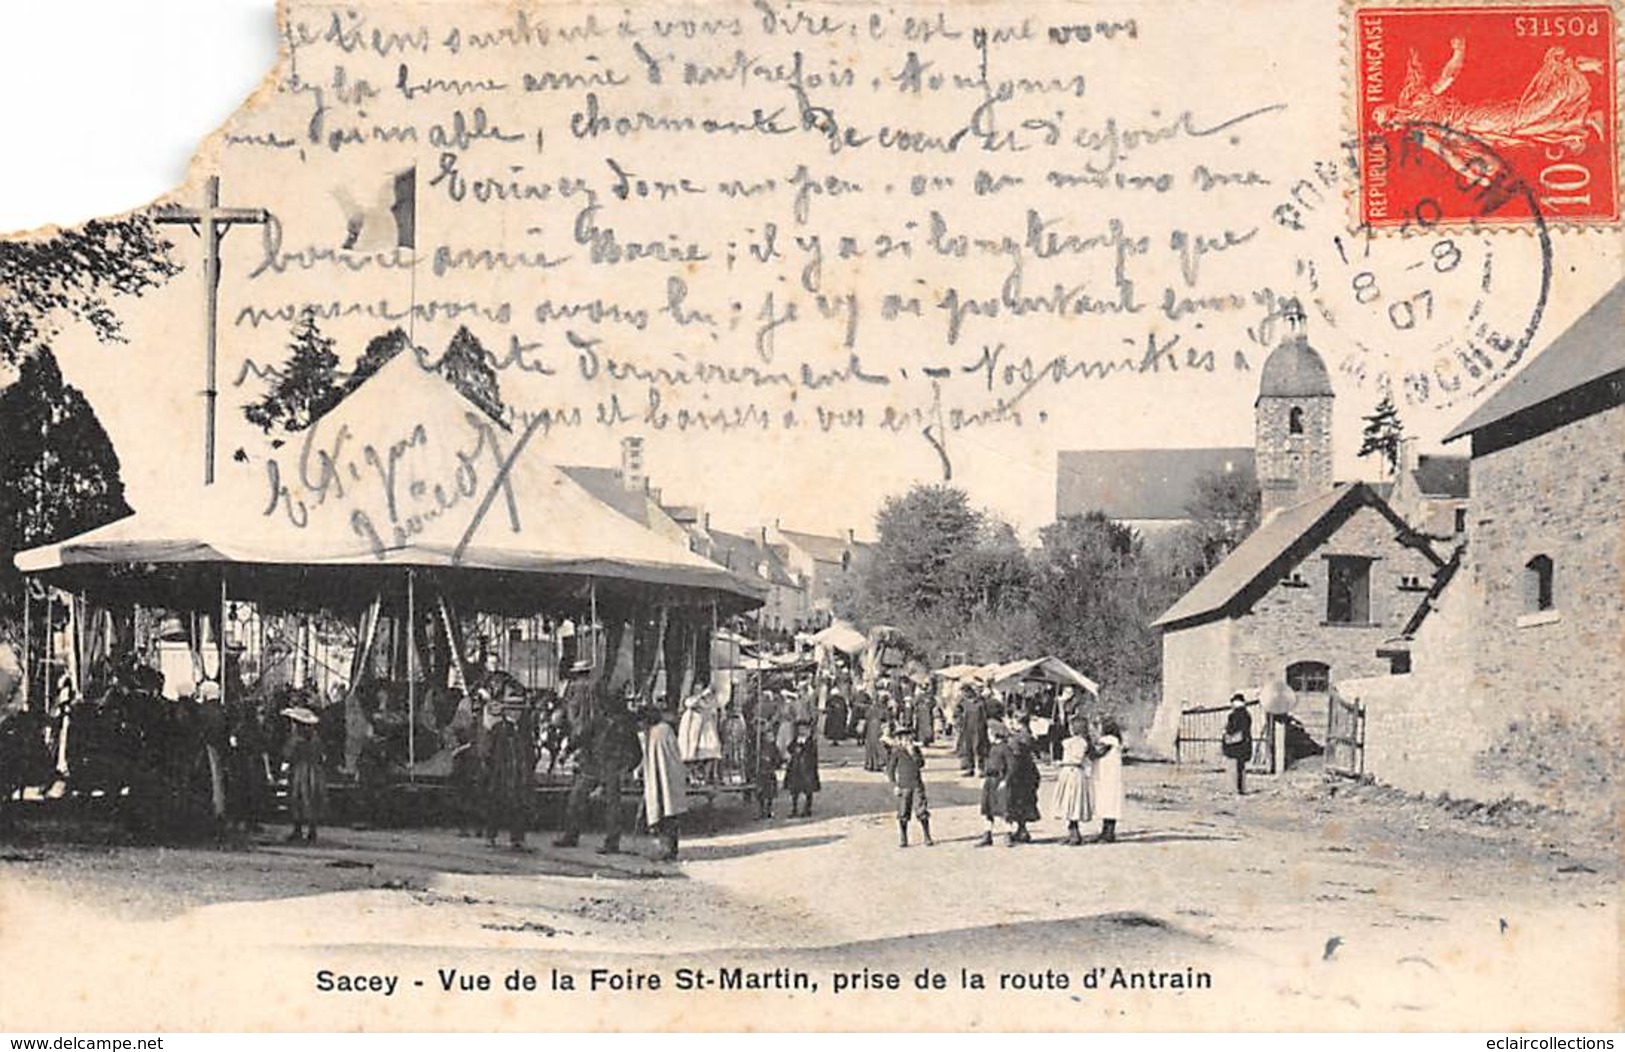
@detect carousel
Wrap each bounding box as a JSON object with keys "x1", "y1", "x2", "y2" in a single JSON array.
[{"x1": 7, "y1": 354, "x2": 766, "y2": 831}]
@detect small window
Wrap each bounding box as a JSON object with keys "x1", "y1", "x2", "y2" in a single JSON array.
[
  {"x1": 1454, "y1": 507, "x2": 1468, "y2": 534},
  {"x1": 1288, "y1": 406, "x2": 1305, "y2": 434},
  {"x1": 1523, "y1": 555, "x2": 1554, "y2": 613},
  {"x1": 1327, "y1": 556, "x2": 1372, "y2": 624},
  {"x1": 1286, "y1": 660, "x2": 1330, "y2": 693}
]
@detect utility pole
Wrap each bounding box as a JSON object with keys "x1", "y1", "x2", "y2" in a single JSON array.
[{"x1": 156, "y1": 175, "x2": 270, "y2": 485}]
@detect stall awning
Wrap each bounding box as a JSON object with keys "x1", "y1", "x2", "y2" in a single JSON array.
[{"x1": 988, "y1": 656, "x2": 1100, "y2": 694}]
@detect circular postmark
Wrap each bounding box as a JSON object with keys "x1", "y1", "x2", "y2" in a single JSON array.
[{"x1": 1269, "y1": 120, "x2": 1552, "y2": 416}]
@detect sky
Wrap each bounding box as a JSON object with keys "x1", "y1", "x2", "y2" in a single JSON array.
[{"x1": 2, "y1": 0, "x2": 1620, "y2": 545}]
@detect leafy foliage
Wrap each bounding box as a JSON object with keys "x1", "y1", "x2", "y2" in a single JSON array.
[
  {"x1": 0, "y1": 349, "x2": 131, "y2": 614},
  {"x1": 438, "y1": 325, "x2": 505, "y2": 421},
  {"x1": 841, "y1": 487, "x2": 1185, "y2": 725},
  {"x1": 243, "y1": 309, "x2": 344, "y2": 434},
  {"x1": 1358, "y1": 393, "x2": 1405, "y2": 476},
  {"x1": 0, "y1": 215, "x2": 179, "y2": 363},
  {"x1": 347, "y1": 326, "x2": 411, "y2": 392},
  {"x1": 1168, "y1": 465, "x2": 1262, "y2": 576}
]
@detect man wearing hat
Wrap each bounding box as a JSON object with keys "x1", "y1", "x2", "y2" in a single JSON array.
[
  {"x1": 553, "y1": 675, "x2": 641, "y2": 855},
  {"x1": 1222, "y1": 694, "x2": 1253, "y2": 795},
  {"x1": 481, "y1": 691, "x2": 536, "y2": 850}
]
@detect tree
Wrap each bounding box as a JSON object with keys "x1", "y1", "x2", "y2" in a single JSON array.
[
  {"x1": 1031, "y1": 512, "x2": 1175, "y2": 725},
  {"x1": 0, "y1": 216, "x2": 179, "y2": 364},
  {"x1": 0, "y1": 349, "x2": 131, "y2": 613},
  {"x1": 867, "y1": 484, "x2": 982, "y2": 619},
  {"x1": 1358, "y1": 393, "x2": 1405, "y2": 477},
  {"x1": 243, "y1": 309, "x2": 343, "y2": 434},
  {"x1": 347, "y1": 326, "x2": 411, "y2": 392},
  {"x1": 1172, "y1": 465, "x2": 1262, "y2": 576},
  {"x1": 438, "y1": 325, "x2": 505, "y2": 421}
]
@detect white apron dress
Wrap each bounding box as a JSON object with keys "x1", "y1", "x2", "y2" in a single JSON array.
[{"x1": 1049, "y1": 735, "x2": 1095, "y2": 822}]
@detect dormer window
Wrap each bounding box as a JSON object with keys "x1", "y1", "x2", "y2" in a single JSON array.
[{"x1": 1288, "y1": 406, "x2": 1305, "y2": 434}]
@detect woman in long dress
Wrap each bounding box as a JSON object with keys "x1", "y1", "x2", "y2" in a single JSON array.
[
  {"x1": 678, "y1": 688, "x2": 723, "y2": 782},
  {"x1": 281, "y1": 706, "x2": 326, "y2": 843},
  {"x1": 1050, "y1": 715, "x2": 1094, "y2": 846},
  {"x1": 1003, "y1": 714, "x2": 1041, "y2": 843},
  {"x1": 863, "y1": 692, "x2": 889, "y2": 772},
  {"x1": 1091, "y1": 718, "x2": 1124, "y2": 843}
]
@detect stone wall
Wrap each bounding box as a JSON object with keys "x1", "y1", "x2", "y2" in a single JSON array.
[
  {"x1": 1470, "y1": 402, "x2": 1623, "y2": 719},
  {"x1": 1257, "y1": 394, "x2": 1333, "y2": 518},
  {"x1": 1229, "y1": 503, "x2": 1440, "y2": 739},
  {"x1": 1147, "y1": 618, "x2": 1232, "y2": 755}
]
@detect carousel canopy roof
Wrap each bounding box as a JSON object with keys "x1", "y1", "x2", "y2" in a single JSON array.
[
  {"x1": 987, "y1": 656, "x2": 1100, "y2": 694},
  {"x1": 15, "y1": 352, "x2": 765, "y2": 609}
]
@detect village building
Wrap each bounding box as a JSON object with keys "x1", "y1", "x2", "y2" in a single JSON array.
[
  {"x1": 766, "y1": 523, "x2": 874, "y2": 627},
  {"x1": 1148, "y1": 301, "x2": 1447, "y2": 753},
  {"x1": 707, "y1": 528, "x2": 809, "y2": 637},
  {"x1": 560, "y1": 437, "x2": 693, "y2": 550},
  {"x1": 1441, "y1": 280, "x2": 1624, "y2": 741}
]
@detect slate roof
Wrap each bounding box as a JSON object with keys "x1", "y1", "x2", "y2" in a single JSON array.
[
  {"x1": 778, "y1": 527, "x2": 868, "y2": 565},
  {"x1": 1057, "y1": 448, "x2": 1255, "y2": 521},
  {"x1": 560, "y1": 465, "x2": 663, "y2": 531},
  {"x1": 709, "y1": 530, "x2": 800, "y2": 588},
  {"x1": 1153, "y1": 483, "x2": 1441, "y2": 629},
  {"x1": 1410, "y1": 455, "x2": 1469, "y2": 499},
  {"x1": 1445, "y1": 279, "x2": 1625, "y2": 441}
]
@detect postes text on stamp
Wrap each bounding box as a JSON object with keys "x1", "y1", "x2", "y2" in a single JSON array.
[{"x1": 1354, "y1": 3, "x2": 1618, "y2": 227}]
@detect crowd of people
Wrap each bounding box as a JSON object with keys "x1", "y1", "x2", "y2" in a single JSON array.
[{"x1": 3, "y1": 642, "x2": 1133, "y2": 858}]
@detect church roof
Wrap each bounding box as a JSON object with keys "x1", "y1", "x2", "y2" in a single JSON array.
[
  {"x1": 1258, "y1": 336, "x2": 1335, "y2": 399},
  {"x1": 1057, "y1": 448, "x2": 1255, "y2": 521},
  {"x1": 1153, "y1": 482, "x2": 1440, "y2": 630},
  {"x1": 1445, "y1": 279, "x2": 1625, "y2": 442}
]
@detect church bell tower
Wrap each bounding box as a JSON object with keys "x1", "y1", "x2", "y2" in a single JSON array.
[{"x1": 1255, "y1": 299, "x2": 1335, "y2": 518}]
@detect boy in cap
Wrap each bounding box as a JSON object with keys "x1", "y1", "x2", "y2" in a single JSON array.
[
  {"x1": 886, "y1": 723, "x2": 933, "y2": 847},
  {"x1": 753, "y1": 724, "x2": 782, "y2": 819},
  {"x1": 782, "y1": 719, "x2": 820, "y2": 817}
]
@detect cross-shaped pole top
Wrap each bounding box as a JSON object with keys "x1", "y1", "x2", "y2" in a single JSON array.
[{"x1": 155, "y1": 174, "x2": 272, "y2": 485}]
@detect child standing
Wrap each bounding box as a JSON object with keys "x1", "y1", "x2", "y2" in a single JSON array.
[
  {"x1": 280, "y1": 706, "x2": 326, "y2": 843},
  {"x1": 1050, "y1": 715, "x2": 1095, "y2": 846},
  {"x1": 976, "y1": 718, "x2": 1010, "y2": 847},
  {"x1": 1090, "y1": 718, "x2": 1124, "y2": 843},
  {"x1": 754, "y1": 727, "x2": 782, "y2": 819},
  {"x1": 782, "y1": 720, "x2": 821, "y2": 817},
  {"x1": 886, "y1": 724, "x2": 933, "y2": 847}
]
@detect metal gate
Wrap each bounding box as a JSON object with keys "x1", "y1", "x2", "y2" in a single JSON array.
[
  {"x1": 1176, "y1": 700, "x2": 1271, "y2": 773},
  {"x1": 1325, "y1": 689, "x2": 1365, "y2": 778}
]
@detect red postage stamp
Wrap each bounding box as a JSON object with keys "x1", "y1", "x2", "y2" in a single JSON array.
[{"x1": 1354, "y1": 4, "x2": 1619, "y2": 227}]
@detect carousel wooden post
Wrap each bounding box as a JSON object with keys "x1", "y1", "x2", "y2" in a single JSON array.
[
  {"x1": 588, "y1": 578, "x2": 598, "y2": 670},
  {"x1": 406, "y1": 569, "x2": 417, "y2": 785},
  {"x1": 219, "y1": 576, "x2": 228, "y2": 709},
  {"x1": 21, "y1": 577, "x2": 30, "y2": 711}
]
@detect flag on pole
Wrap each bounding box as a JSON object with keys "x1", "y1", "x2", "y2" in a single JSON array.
[{"x1": 336, "y1": 166, "x2": 415, "y2": 251}]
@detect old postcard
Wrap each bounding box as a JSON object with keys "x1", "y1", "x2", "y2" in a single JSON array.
[{"x1": 0, "y1": 0, "x2": 1620, "y2": 1033}]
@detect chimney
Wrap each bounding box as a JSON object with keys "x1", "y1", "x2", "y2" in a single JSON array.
[
  {"x1": 620, "y1": 436, "x2": 646, "y2": 493},
  {"x1": 701, "y1": 510, "x2": 711, "y2": 532},
  {"x1": 758, "y1": 526, "x2": 769, "y2": 548},
  {"x1": 649, "y1": 486, "x2": 662, "y2": 505},
  {"x1": 846, "y1": 527, "x2": 855, "y2": 545}
]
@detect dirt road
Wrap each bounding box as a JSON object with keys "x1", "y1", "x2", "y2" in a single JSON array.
[{"x1": 0, "y1": 744, "x2": 1617, "y2": 1030}]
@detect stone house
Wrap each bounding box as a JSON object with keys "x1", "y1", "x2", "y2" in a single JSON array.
[
  {"x1": 768, "y1": 524, "x2": 874, "y2": 626},
  {"x1": 1150, "y1": 482, "x2": 1445, "y2": 748},
  {"x1": 1442, "y1": 278, "x2": 1623, "y2": 744}
]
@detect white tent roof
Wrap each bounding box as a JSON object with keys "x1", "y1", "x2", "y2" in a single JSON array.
[
  {"x1": 809, "y1": 621, "x2": 867, "y2": 654},
  {"x1": 988, "y1": 656, "x2": 1100, "y2": 694},
  {"x1": 16, "y1": 353, "x2": 763, "y2": 604}
]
